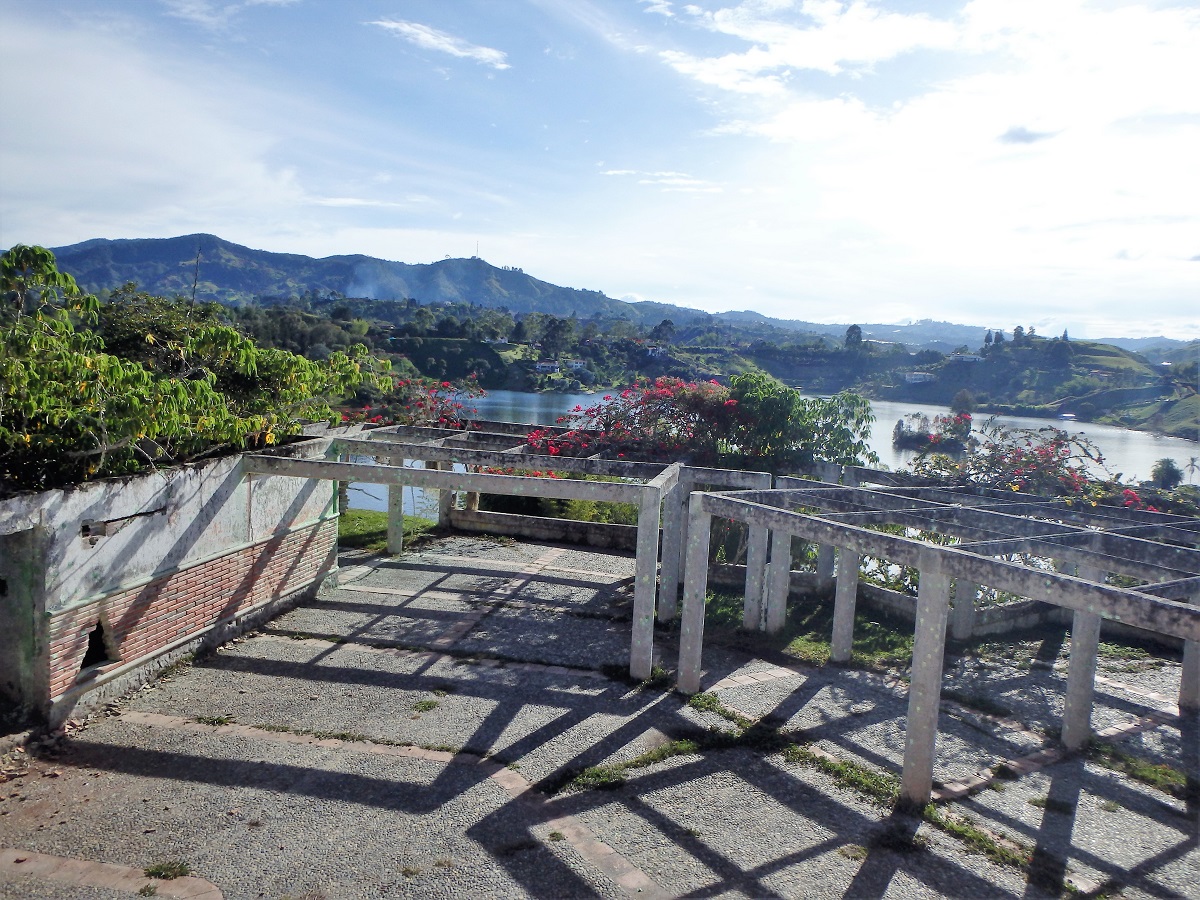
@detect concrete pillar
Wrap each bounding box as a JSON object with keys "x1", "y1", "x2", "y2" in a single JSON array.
[
  {"x1": 434, "y1": 461, "x2": 454, "y2": 527},
  {"x1": 1180, "y1": 587, "x2": 1199, "y2": 712},
  {"x1": 657, "y1": 481, "x2": 686, "y2": 622},
  {"x1": 950, "y1": 580, "x2": 978, "y2": 641},
  {"x1": 830, "y1": 549, "x2": 862, "y2": 663},
  {"x1": 743, "y1": 524, "x2": 770, "y2": 631},
  {"x1": 901, "y1": 552, "x2": 952, "y2": 807},
  {"x1": 387, "y1": 483, "x2": 405, "y2": 555},
  {"x1": 1061, "y1": 566, "x2": 1105, "y2": 751},
  {"x1": 816, "y1": 543, "x2": 836, "y2": 592},
  {"x1": 765, "y1": 529, "x2": 792, "y2": 634},
  {"x1": 629, "y1": 488, "x2": 663, "y2": 681},
  {"x1": 337, "y1": 482, "x2": 350, "y2": 514},
  {"x1": 677, "y1": 496, "x2": 712, "y2": 694},
  {"x1": 1182, "y1": 636, "x2": 1199, "y2": 712}
]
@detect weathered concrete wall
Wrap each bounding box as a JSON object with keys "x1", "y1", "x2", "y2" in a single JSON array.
[{"x1": 0, "y1": 445, "x2": 339, "y2": 725}]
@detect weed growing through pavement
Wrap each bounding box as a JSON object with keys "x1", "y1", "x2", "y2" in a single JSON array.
[
  {"x1": 412, "y1": 699, "x2": 439, "y2": 713},
  {"x1": 144, "y1": 861, "x2": 190, "y2": 879},
  {"x1": 1029, "y1": 796, "x2": 1076, "y2": 815},
  {"x1": 401, "y1": 866, "x2": 421, "y2": 877},
  {"x1": 1100, "y1": 800, "x2": 1120, "y2": 812},
  {"x1": 548, "y1": 831, "x2": 565, "y2": 842},
  {"x1": 194, "y1": 715, "x2": 233, "y2": 726},
  {"x1": 838, "y1": 844, "x2": 868, "y2": 861},
  {"x1": 137, "y1": 886, "x2": 157, "y2": 897}
]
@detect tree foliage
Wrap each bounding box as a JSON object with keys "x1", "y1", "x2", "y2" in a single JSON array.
[
  {"x1": 1, "y1": 246, "x2": 387, "y2": 493},
  {"x1": 525, "y1": 373, "x2": 876, "y2": 469}
]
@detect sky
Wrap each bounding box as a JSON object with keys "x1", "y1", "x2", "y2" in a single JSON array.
[{"x1": 1, "y1": 0, "x2": 1198, "y2": 340}]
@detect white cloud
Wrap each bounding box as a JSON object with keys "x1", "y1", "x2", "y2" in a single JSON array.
[
  {"x1": 368, "y1": 19, "x2": 510, "y2": 70},
  {"x1": 159, "y1": 0, "x2": 298, "y2": 30}
]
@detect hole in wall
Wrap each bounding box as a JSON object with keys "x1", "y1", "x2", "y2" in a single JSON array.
[
  {"x1": 79, "y1": 621, "x2": 118, "y2": 677},
  {"x1": 0, "y1": 577, "x2": 7, "y2": 596}
]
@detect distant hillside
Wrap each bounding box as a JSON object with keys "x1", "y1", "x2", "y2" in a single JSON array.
[{"x1": 50, "y1": 234, "x2": 636, "y2": 319}]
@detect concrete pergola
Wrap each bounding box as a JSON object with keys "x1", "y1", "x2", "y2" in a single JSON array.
[
  {"x1": 245, "y1": 422, "x2": 771, "y2": 681},
  {"x1": 676, "y1": 479, "x2": 1200, "y2": 806}
]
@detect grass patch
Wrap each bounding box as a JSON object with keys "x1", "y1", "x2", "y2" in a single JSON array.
[
  {"x1": 412, "y1": 699, "x2": 439, "y2": 713},
  {"x1": 782, "y1": 744, "x2": 901, "y2": 807},
  {"x1": 838, "y1": 844, "x2": 868, "y2": 861},
  {"x1": 137, "y1": 886, "x2": 157, "y2": 897},
  {"x1": 922, "y1": 805, "x2": 1032, "y2": 869},
  {"x1": 1088, "y1": 740, "x2": 1193, "y2": 800},
  {"x1": 548, "y1": 831, "x2": 565, "y2": 842},
  {"x1": 144, "y1": 861, "x2": 190, "y2": 880},
  {"x1": 338, "y1": 509, "x2": 436, "y2": 554},
  {"x1": 1029, "y1": 796, "x2": 1076, "y2": 815},
  {"x1": 687, "y1": 692, "x2": 753, "y2": 729}
]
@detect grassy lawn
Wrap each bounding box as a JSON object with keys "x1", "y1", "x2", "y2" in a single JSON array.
[{"x1": 338, "y1": 509, "x2": 437, "y2": 554}]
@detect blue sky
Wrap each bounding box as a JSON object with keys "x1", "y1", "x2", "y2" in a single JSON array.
[{"x1": 2, "y1": 0, "x2": 1198, "y2": 339}]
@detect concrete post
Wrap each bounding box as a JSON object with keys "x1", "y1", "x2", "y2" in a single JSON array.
[
  {"x1": 765, "y1": 529, "x2": 792, "y2": 634},
  {"x1": 657, "y1": 481, "x2": 686, "y2": 622},
  {"x1": 1061, "y1": 566, "x2": 1105, "y2": 751},
  {"x1": 630, "y1": 488, "x2": 662, "y2": 681},
  {"x1": 677, "y1": 496, "x2": 712, "y2": 694},
  {"x1": 743, "y1": 524, "x2": 770, "y2": 631},
  {"x1": 434, "y1": 461, "x2": 454, "y2": 527},
  {"x1": 387, "y1": 483, "x2": 405, "y2": 555},
  {"x1": 831, "y1": 549, "x2": 862, "y2": 663},
  {"x1": 950, "y1": 580, "x2": 978, "y2": 641},
  {"x1": 1180, "y1": 588, "x2": 1199, "y2": 712},
  {"x1": 816, "y1": 543, "x2": 836, "y2": 592},
  {"x1": 901, "y1": 551, "x2": 952, "y2": 807}
]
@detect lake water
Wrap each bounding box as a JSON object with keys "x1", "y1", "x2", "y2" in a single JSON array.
[{"x1": 349, "y1": 389, "x2": 1197, "y2": 510}]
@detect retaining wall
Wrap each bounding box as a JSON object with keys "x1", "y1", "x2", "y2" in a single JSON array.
[{"x1": 0, "y1": 444, "x2": 339, "y2": 726}]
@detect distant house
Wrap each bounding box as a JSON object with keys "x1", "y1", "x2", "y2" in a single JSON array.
[
  {"x1": 948, "y1": 354, "x2": 983, "y2": 363},
  {"x1": 563, "y1": 359, "x2": 587, "y2": 371},
  {"x1": 645, "y1": 346, "x2": 669, "y2": 359},
  {"x1": 905, "y1": 372, "x2": 937, "y2": 384},
  {"x1": 534, "y1": 361, "x2": 558, "y2": 374}
]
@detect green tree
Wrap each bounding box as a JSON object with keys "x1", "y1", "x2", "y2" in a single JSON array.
[
  {"x1": 950, "y1": 389, "x2": 975, "y2": 414},
  {"x1": 1151, "y1": 458, "x2": 1183, "y2": 490},
  {"x1": 0, "y1": 246, "x2": 385, "y2": 493},
  {"x1": 844, "y1": 324, "x2": 863, "y2": 349}
]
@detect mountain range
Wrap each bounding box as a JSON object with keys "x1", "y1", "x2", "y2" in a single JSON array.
[{"x1": 49, "y1": 234, "x2": 1188, "y2": 355}]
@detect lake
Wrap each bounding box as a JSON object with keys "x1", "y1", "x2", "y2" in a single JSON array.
[{"x1": 349, "y1": 389, "x2": 1197, "y2": 510}]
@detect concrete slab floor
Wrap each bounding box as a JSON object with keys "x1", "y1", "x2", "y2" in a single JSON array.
[{"x1": 2, "y1": 535, "x2": 1197, "y2": 899}]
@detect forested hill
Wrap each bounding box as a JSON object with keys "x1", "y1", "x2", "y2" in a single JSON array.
[
  {"x1": 50, "y1": 234, "x2": 636, "y2": 319},
  {"x1": 49, "y1": 234, "x2": 1189, "y2": 354}
]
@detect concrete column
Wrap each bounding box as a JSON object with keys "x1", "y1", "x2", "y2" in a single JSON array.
[
  {"x1": 830, "y1": 549, "x2": 862, "y2": 663},
  {"x1": 1061, "y1": 566, "x2": 1105, "y2": 751},
  {"x1": 1182, "y1": 636, "x2": 1199, "y2": 712},
  {"x1": 901, "y1": 551, "x2": 952, "y2": 807},
  {"x1": 464, "y1": 491, "x2": 480, "y2": 512},
  {"x1": 629, "y1": 488, "x2": 663, "y2": 681},
  {"x1": 950, "y1": 580, "x2": 979, "y2": 641},
  {"x1": 743, "y1": 524, "x2": 770, "y2": 631},
  {"x1": 434, "y1": 461, "x2": 454, "y2": 527},
  {"x1": 677, "y1": 496, "x2": 712, "y2": 694},
  {"x1": 387, "y1": 483, "x2": 405, "y2": 555},
  {"x1": 337, "y1": 482, "x2": 349, "y2": 514},
  {"x1": 765, "y1": 529, "x2": 792, "y2": 634},
  {"x1": 816, "y1": 543, "x2": 836, "y2": 592},
  {"x1": 657, "y1": 481, "x2": 686, "y2": 622},
  {"x1": 1180, "y1": 588, "x2": 1199, "y2": 711}
]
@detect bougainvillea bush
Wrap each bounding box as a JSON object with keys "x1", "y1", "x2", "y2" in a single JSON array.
[
  {"x1": 525, "y1": 373, "x2": 877, "y2": 470},
  {"x1": 1, "y1": 245, "x2": 387, "y2": 493},
  {"x1": 342, "y1": 374, "x2": 486, "y2": 429}
]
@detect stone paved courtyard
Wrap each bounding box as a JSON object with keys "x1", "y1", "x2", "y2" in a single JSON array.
[{"x1": 2, "y1": 535, "x2": 1197, "y2": 899}]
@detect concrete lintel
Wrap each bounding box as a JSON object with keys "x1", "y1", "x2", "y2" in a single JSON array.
[
  {"x1": 334, "y1": 436, "x2": 668, "y2": 480},
  {"x1": 679, "y1": 466, "x2": 772, "y2": 490},
  {"x1": 246, "y1": 455, "x2": 647, "y2": 504}
]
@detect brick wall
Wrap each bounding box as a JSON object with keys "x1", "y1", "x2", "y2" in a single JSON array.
[{"x1": 46, "y1": 518, "x2": 336, "y2": 701}]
